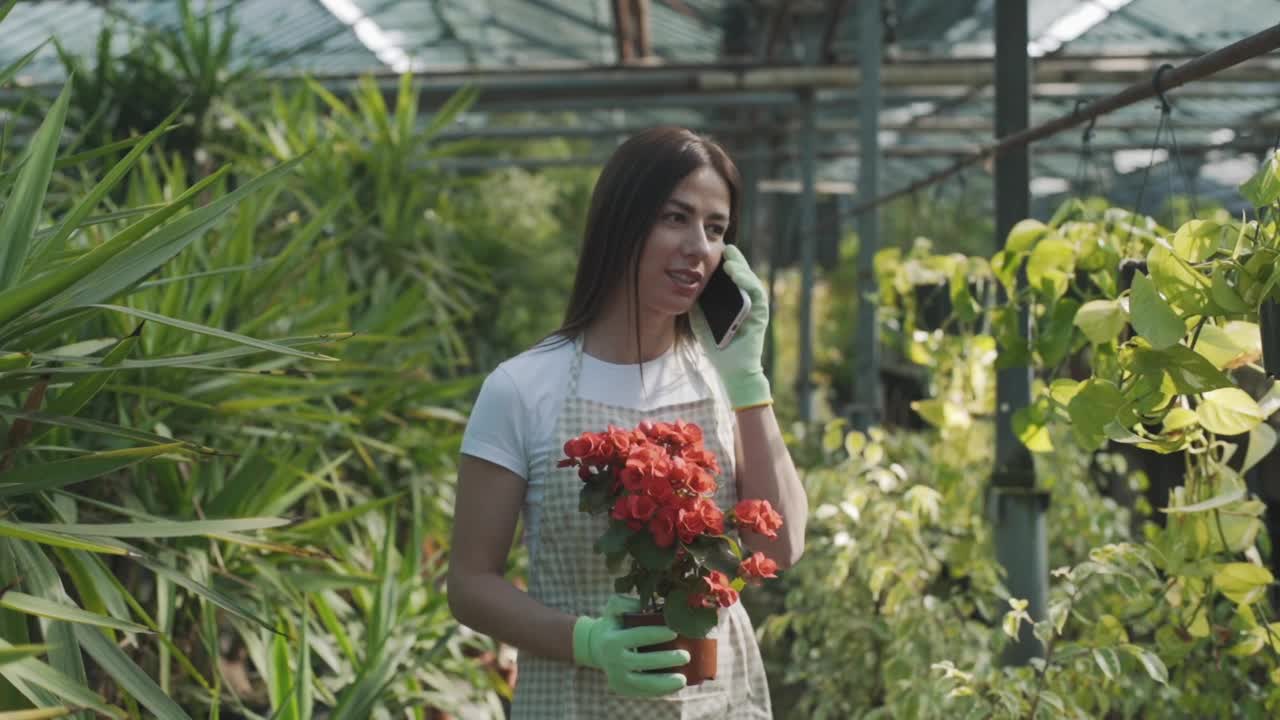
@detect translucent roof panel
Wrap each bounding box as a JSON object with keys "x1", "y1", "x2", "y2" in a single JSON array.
[{"x1": 2, "y1": 0, "x2": 1275, "y2": 215}]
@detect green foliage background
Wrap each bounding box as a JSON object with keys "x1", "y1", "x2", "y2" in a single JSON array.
[{"x1": 2, "y1": 3, "x2": 1278, "y2": 718}]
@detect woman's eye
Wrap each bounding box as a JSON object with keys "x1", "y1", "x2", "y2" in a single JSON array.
[
  {"x1": 664, "y1": 211, "x2": 686, "y2": 223},
  {"x1": 707, "y1": 224, "x2": 726, "y2": 237}
]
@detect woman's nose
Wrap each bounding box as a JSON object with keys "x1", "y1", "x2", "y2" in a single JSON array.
[{"x1": 684, "y1": 224, "x2": 712, "y2": 258}]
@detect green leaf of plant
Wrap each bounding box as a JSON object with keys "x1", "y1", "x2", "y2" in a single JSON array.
[
  {"x1": 1120, "y1": 644, "x2": 1168, "y2": 685},
  {"x1": 578, "y1": 476, "x2": 612, "y2": 514},
  {"x1": 1129, "y1": 272, "x2": 1185, "y2": 350},
  {"x1": 687, "y1": 536, "x2": 742, "y2": 576},
  {"x1": 40, "y1": 326, "x2": 138, "y2": 418},
  {"x1": 0, "y1": 591, "x2": 149, "y2": 634},
  {"x1": 0, "y1": 408, "x2": 212, "y2": 453},
  {"x1": 0, "y1": 40, "x2": 46, "y2": 90},
  {"x1": 1242, "y1": 423, "x2": 1276, "y2": 476},
  {"x1": 297, "y1": 602, "x2": 312, "y2": 720},
  {"x1": 20, "y1": 517, "x2": 290, "y2": 538},
  {"x1": 1148, "y1": 244, "x2": 1212, "y2": 315},
  {"x1": 1093, "y1": 647, "x2": 1120, "y2": 681},
  {"x1": 286, "y1": 492, "x2": 400, "y2": 536},
  {"x1": 1037, "y1": 298, "x2": 1080, "y2": 366},
  {"x1": 269, "y1": 619, "x2": 298, "y2": 720},
  {"x1": 1172, "y1": 220, "x2": 1221, "y2": 263},
  {"x1": 0, "y1": 168, "x2": 227, "y2": 330},
  {"x1": 1005, "y1": 219, "x2": 1049, "y2": 253},
  {"x1": 1197, "y1": 387, "x2": 1265, "y2": 436},
  {"x1": 0, "y1": 522, "x2": 128, "y2": 556},
  {"x1": 1194, "y1": 323, "x2": 1253, "y2": 370},
  {"x1": 39, "y1": 157, "x2": 302, "y2": 316},
  {"x1": 1074, "y1": 299, "x2": 1128, "y2": 345},
  {"x1": 1129, "y1": 344, "x2": 1232, "y2": 395},
  {"x1": 1162, "y1": 487, "x2": 1245, "y2": 514},
  {"x1": 662, "y1": 588, "x2": 718, "y2": 638},
  {"x1": 594, "y1": 520, "x2": 632, "y2": 556},
  {"x1": 37, "y1": 108, "x2": 183, "y2": 266},
  {"x1": 1026, "y1": 237, "x2": 1075, "y2": 299},
  {"x1": 0, "y1": 644, "x2": 50, "y2": 667},
  {"x1": 1239, "y1": 150, "x2": 1280, "y2": 207},
  {"x1": 132, "y1": 557, "x2": 275, "y2": 633},
  {"x1": 0, "y1": 639, "x2": 123, "y2": 718},
  {"x1": 626, "y1": 532, "x2": 677, "y2": 572},
  {"x1": 1210, "y1": 264, "x2": 1251, "y2": 314},
  {"x1": 1163, "y1": 407, "x2": 1198, "y2": 432},
  {"x1": 82, "y1": 305, "x2": 337, "y2": 362},
  {"x1": 1067, "y1": 379, "x2": 1126, "y2": 450},
  {"x1": 1213, "y1": 562, "x2": 1274, "y2": 605},
  {"x1": 0, "y1": 81, "x2": 70, "y2": 290},
  {"x1": 1049, "y1": 379, "x2": 1082, "y2": 407},
  {"x1": 1012, "y1": 399, "x2": 1053, "y2": 453},
  {"x1": 71, "y1": 624, "x2": 189, "y2": 720},
  {"x1": 0, "y1": 706, "x2": 82, "y2": 719},
  {"x1": 0, "y1": 444, "x2": 184, "y2": 499}
]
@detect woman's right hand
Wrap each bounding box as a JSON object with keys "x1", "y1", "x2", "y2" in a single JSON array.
[{"x1": 573, "y1": 595, "x2": 689, "y2": 697}]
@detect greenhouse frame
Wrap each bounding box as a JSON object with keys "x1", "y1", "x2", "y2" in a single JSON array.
[{"x1": 1, "y1": 1, "x2": 1279, "y2": 718}]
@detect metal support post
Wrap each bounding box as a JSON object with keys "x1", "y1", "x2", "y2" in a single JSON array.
[
  {"x1": 796, "y1": 89, "x2": 818, "y2": 423},
  {"x1": 992, "y1": 0, "x2": 1048, "y2": 666},
  {"x1": 740, "y1": 132, "x2": 765, "y2": 266},
  {"x1": 851, "y1": 0, "x2": 883, "y2": 432}
]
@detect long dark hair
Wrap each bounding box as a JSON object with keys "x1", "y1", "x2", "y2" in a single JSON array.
[{"x1": 552, "y1": 126, "x2": 741, "y2": 352}]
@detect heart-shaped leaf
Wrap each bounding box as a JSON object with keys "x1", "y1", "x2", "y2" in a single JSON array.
[
  {"x1": 1074, "y1": 299, "x2": 1128, "y2": 344},
  {"x1": 1197, "y1": 387, "x2": 1265, "y2": 436},
  {"x1": 1129, "y1": 272, "x2": 1185, "y2": 350}
]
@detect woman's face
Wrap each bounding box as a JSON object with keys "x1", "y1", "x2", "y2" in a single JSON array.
[{"x1": 632, "y1": 165, "x2": 731, "y2": 321}]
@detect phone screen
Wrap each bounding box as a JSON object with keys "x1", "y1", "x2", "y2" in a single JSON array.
[{"x1": 698, "y1": 259, "x2": 748, "y2": 347}]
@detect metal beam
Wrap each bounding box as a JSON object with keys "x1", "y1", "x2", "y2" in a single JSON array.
[
  {"x1": 851, "y1": 0, "x2": 882, "y2": 432},
  {"x1": 430, "y1": 118, "x2": 1280, "y2": 142},
  {"x1": 849, "y1": 23, "x2": 1280, "y2": 214},
  {"x1": 992, "y1": 0, "x2": 1047, "y2": 668},
  {"x1": 419, "y1": 142, "x2": 1277, "y2": 171},
  {"x1": 796, "y1": 87, "x2": 819, "y2": 423}
]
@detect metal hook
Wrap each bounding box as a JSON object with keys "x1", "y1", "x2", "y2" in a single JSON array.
[
  {"x1": 1152, "y1": 63, "x2": 1175, "y2": 114},
  {"x1": 1073, "y1": 99, "x2": 1097, "y2": 145}
]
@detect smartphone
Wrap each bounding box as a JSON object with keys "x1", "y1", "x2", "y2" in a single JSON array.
[{"x1": 698, "y1": 258, "x2": 752, "y2": 349}]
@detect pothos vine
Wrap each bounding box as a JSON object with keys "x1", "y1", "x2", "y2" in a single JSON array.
[{"x1": 873, "y1": 150, "x2": 1280, "y2": 712}]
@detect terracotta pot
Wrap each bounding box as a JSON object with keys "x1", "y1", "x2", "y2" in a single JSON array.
[{"x1": 621, "y1": 610, "x2": 717, "y2": 686}]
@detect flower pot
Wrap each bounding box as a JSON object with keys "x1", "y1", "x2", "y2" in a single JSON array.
[{"x1": 621, "y1": 610, "x2": 717, "y2": 686}]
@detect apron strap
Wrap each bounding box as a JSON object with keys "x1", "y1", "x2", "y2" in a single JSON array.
[
  {"x1": 569, "y1": 334, "x2": 717, "y2": 405},
  {"x1": 566, "y1": 335, "x2": 586, "y2": 399}
]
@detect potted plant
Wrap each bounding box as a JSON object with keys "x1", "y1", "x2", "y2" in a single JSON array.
[{"x1": 558, "y1": 420, "x2": 784, "y2": 685}]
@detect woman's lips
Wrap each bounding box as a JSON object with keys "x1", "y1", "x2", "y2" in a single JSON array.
[{"x1": 666, "y1": 269, "x2": 702, "y2": 296}]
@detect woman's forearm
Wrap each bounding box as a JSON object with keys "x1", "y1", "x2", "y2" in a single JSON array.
[
  {"x1": 448, "y1": 572, "x2": 578, "y2": 665},
  {"x1": 734, "y1": 404, "x2": 808, "y2": 568}
]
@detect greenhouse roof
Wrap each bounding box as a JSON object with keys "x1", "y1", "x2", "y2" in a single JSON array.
[{"x1": 4, "y1": 0, "x2": 1279, "y2": 211}]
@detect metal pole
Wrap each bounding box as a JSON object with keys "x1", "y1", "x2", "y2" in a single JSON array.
[
  {"x1": 992, "y1": 0, "x2": 1047, "y2": 667},
  {"x1": 739, "y1": 131, "x2": 765, "y2": 265},
  {"x1": 851, "y1": 0, "x2": 883, "y2": 432},
  {"x1": 764, "y1": 192, "x2": 796, "y2": 385},
  {"x1": 850, "y1": 22, "x2": 1280, "y2": 215},
  {"x1": 796, "y1": 88, "x2": 818, "y2": 423}
]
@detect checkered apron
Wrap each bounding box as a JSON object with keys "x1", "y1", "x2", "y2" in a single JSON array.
[{"x1": 509, "y1": 338, "x2": 772, "y2": 719}]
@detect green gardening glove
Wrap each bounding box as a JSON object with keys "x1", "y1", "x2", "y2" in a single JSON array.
[
  {"x1": 572, "y1": 595, "x2": 689, "y2": 697},
  {"x1": 691, "y1": 244, "x2": 772, "y2": 410}
]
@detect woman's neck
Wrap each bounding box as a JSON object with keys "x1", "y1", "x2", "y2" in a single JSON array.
[{"x1": 582, "y1": 298, "x2": 676, "y2": 364}]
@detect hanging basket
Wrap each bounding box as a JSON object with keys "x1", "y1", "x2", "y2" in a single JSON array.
[{"x1": 1262, "y1": 299, "x2": 1280, "y2": 379}]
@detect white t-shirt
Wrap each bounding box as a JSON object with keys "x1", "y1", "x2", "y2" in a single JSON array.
[{"x1": 460, "y1": 336, "x2": 730, "y2": 556}]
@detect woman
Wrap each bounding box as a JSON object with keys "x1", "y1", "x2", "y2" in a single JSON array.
[{"x1": 448, "y1": 127, "x2": 807, "y2": 719}]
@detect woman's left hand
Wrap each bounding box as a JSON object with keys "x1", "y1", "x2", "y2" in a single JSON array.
[{"x1": 691, "y1": 245, "x2": 771, "y2": 410}]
